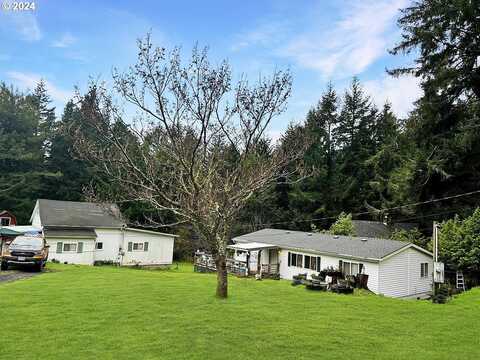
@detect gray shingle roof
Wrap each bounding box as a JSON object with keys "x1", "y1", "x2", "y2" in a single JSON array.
[
  {"x1": 232, "y1": 228, "x2": 410, "y2": 260},
  {"x1": 352, "y1": 220, "x2": 390, "y2": 238},
  {"x1": 352, "y1": 220, "x2": 419, "y2": 238},
  {"x1": 37, "y1": 199, "x2": 125, "y2": 228}
]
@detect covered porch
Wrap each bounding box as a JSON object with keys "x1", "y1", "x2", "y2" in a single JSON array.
[
  {"x1": 194, "y1": 242, "x2": 280, "y2": 278},
  {"x1": 228, "y1": 242, "x2": 280, "y2": 278}
]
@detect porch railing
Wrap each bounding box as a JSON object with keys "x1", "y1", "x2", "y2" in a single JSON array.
[
  {"x1": 261, "y1": 263, "x2": 280, "y2": 275},
  {"x1": 194, "y1": 252, "x2": 279, "y2": 278}
]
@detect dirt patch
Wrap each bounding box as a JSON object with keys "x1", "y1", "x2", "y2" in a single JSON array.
[{"x1": 0, "y1": 270, "x2": 43, "y2": 283}]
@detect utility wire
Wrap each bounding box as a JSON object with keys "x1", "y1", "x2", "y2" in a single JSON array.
[{"x1": 238, "y1": 189, "x2": 480, "y2": 228}]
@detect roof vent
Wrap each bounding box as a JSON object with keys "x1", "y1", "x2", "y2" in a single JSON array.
[
  {"x1": 307, "y1": 233, "x2": 313, "y2": 236},
  {"x1": 333, "y1": 235, "x2": 339, "y2": 239},
  {"x1": 285, "y1": 231, "x2": 291, "y2": 234},
  {"x1": 361, "y1": 238, "x2": 368, "y2": 242}
]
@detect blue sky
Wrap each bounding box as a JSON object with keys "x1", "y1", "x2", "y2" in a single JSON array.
[{"x1": 0, "y1": 0, "x2": 421, "y2": 138}]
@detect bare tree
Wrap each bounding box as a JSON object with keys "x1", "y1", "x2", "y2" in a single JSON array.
[{"x1": 73, "y1": 35, "x2": 306, "y2": 298}]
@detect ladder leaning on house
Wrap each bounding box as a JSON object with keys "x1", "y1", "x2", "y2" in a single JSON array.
[{"x1": 456, "y1": 271, "x2": 466, "y2": 291}]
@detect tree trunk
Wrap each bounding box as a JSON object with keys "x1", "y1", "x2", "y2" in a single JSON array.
[{"x1": 215, "y1": 254, "x2": 228, "y2": 298}]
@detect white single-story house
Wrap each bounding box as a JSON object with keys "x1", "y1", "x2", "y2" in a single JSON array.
[
  {"x1": 231, "y1": 228, "x2": 433, "y2": 298},
  {"x1": 30, "y1": 199, "x2": 177, "y2": 266}
]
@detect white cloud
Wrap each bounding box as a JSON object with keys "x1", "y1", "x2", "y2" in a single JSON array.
[
  {"x1": 364, "y1": 75, "x2": 422, "y2": 118},
  {"x1": 51, "y1": 33, "x2": 76, "y2": 48},
  {"x1": 231, "y1": 20, "x2": 289, "y2": 52},
  {"x1": 280, "y1": 0, "x2": 407, "y2": 78},
  {"x1": 6, "y1": 71, "x2": 73, "y2": 104},
  {"x1": 3, "y1": 12, "x2": 42, "y2": 41}
]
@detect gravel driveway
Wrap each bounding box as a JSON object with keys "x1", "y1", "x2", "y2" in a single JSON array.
[{"x1": 0, "y1": 269, "x2": 42, "y2": 283}]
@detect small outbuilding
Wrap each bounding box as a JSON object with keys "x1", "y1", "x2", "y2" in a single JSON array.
[
  {"x1": 0, "y1": 210, "x2": 17, "y2": 226},
  {"x1": 30, "y1": 199, "x2": 176, "y2": 266},
  {"x1": 231, "y1": 228, "x2": 433, "y2": 298}
]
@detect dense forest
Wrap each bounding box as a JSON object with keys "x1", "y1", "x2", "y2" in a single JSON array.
[{"x1": 1, "y1": 0, "x2": 479, "y2": 248}]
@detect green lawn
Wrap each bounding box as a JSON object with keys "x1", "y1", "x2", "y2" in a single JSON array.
[{"x1": 0, "y1": 264, "x2": 479, "y2": 360}]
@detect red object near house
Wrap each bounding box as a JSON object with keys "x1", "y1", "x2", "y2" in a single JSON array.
[{"x1": 0, "y1": 210, "x2": 17, "y2": 226}]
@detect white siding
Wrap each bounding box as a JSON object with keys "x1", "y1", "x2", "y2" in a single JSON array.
[
  {"x1": 379, "y1": 247, "x2": 433, "y2": 298},
  {"x1": 121, "y1": 230, "x2": 174, "y2": 266},
  {"x1": 408, "y1": 248, "x2": 433, "y2": 296},
  {"x1": 46, "y1": 229, "x2": 175, "y2": 266},
  {"x1": 31, "y1": 205, "x2": 41, "y2": 228},
  {"x1": 94, "y1": 229, "x2": 123, "y2": 262},
  {"x1": 277, "y1": 249, "x2": 380, "y2": 293},
  {"x1": 46, "y1": 238, "x2": 95, "y2": 265}
]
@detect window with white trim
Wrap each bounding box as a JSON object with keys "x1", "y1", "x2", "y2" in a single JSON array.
[
  {"x1": 288, "y1": 252, "x2": 303, "y2": 268},
  {"x1": 128, "y1": 242, "x2": 148, "y2": 252},
  {"x1": 96, "y1": 242, "x2": 103, "y2": 250},
  {"x1": 63, "y1": 243, "x2": 77, "y2": 252},
  {"x1": 304, "y1": 255, "x2": 321, "y2": 270},
  {"x1": 420, "y1": 262, "x2": 429, "y2": 278},
  {"x1": 133, "y1": 242, "x2": 144, "y2": 251},
  {"x1": 0, "y1": 217, "x2": 11, "y2": 226},
  {"x1": 340, "y1": 260, "x2": 364, "y2": 276}
]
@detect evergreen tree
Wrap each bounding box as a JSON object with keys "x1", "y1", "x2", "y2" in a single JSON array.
[
  {"x1": 334, "y1": 78, "x2": 377, "y2": 211},
  {"x1": 390, "y1": 0, "x2": 480, "y2": 101},
  {"x1": 365, "y1": 103, "x2": 404, "y2": 209},
  {"x1": 41, "y1": 100, "x2": 92, "y2": 201},
  {"x1": 303, "y1": 83, "x2": 339, "y2": 217},
  {"x1": 0, "y1": 83, "x2": 53, "y2": 222},
  {"x1": 32, "y1": 80, "x2": 56, "y2": 155}
]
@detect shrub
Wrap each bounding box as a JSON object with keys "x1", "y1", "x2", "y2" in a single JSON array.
[
  {"x1": 328, "y1": 212, "x2": 355, "y2": 236},
  {"x1": 432, "y1": 285, "x2": 450, "y2": 304}
]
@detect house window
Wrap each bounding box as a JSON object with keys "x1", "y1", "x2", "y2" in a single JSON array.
[
  {"x1": 96, "y1": 242, "x2": 103, "y2": 250},
  {"x1": 421, "y1": 263, "x2": 429, "y2": 278},
  {"x1": 0, "y1": 217, "x2": 10, "y2": 226},
  {"x1": 133, "y1": 242, "x2": 144, "y2": 251},
  {"x1": 304, "y1": 255, "x2": 320, "y2": 270},
  {"x1": 63, "y1": 243, "x2": 77, "y2": 252},
  {"x1": 341, "y1": 261, "x2": 363, "y2": 276},
  {"x1": 288, "y1": 252, "x2": 303, "y2": 268}
]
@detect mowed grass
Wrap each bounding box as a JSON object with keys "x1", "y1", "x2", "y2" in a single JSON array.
[{"x1": 0, "y1": 264, "x2": 479, "y2": 360}]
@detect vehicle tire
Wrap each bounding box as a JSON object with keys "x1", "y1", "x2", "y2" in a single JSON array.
[
  {"x1": 0, "y1": 262, "x2": 7, "y2": 271},
  {"x1": 35, "y1": 262, "x2": 43, "y2": 272}
]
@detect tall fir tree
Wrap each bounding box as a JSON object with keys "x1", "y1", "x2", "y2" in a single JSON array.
[{"x1": 334, "y1": 78, "x2": 377, "y2": 211}]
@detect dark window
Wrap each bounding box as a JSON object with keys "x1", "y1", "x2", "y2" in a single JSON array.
[
  {"x1": 96, "y1": 242, "x2": 103, "y2": 250},
  {"x1": 304, "y1": 255, "x2": 311, "y2": 269},
  {"x1": 0, "y1": 217, "x2": 10, "y2": 226},
  {"x1": 291, "y1": 252, "x2": 297, "y2": 267},
  {"x1": 296, "y1": 254, "x2": 303, "y2": 268},
  {"x1": 421, "y1": 263, "x2": 429, "y2": 278}
]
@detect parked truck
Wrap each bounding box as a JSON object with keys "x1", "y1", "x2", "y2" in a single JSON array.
[{"x1": 1, "y1": 235, "x2": 49, "y2": 272}]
